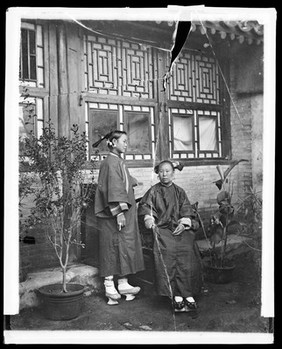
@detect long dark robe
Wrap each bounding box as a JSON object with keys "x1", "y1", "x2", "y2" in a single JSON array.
[
  {"x1": 94, "y1": 153, "x2": 144, "y2": 277},
  {"x1": 138, "y1": 182, "x2": 202, "y2": 298}
]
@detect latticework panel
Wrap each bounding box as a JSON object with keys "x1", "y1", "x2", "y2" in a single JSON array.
[
  {"x1": 20, "y1": 22, "x2": 44, "y2": 88},
  {"x1": 168, "y1": 108, "x2": 222, "y2": 159},
  {"x1": 86, "y1": 102, "x2": 156, "y2": 161},
  {"x1": 84, "y1": 35, "x2": 155, "y2": 99},
  {"x1": 168, "y1": 51, "x2": 220, "y2": 104},
  {"x1": 19, "y1": 96, "x2": 44, "y2": 139}
]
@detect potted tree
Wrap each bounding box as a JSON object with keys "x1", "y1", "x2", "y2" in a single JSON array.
[
  {"x1": 19, "y1": 118, "x2": 97, "y2": 320},
  {"x1": 203, "y1": 160, "x2": 248, "y2": 284}
]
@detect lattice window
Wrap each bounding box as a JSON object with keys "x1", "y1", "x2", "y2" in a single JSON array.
[
  {"x1": 168, "y1": 51, "x2": 220, "y2": 104},
  {"x1": 84, "y1": 36, "x2": 228, "y2": 163},
  {"x1": 167, "y1": 49, "x2": 226, "y2": 160},
  {"x1": 168, "y1": 108, "x2": 222, "y2": 159},
  {"x1": 86, "y1": 102, "x2": 156, "y2": 161},
  {"x1": 19, "y1": 97, "x2": 44, "y2": 155},
  {"x1": 84, "y1": 35, "x2": 155, "y2": 99},
  {"x1": 19, "y1": 22, "x2": 45, "y2": 88},
  {"x1": 123, "y1": 105, "x2": 155, "y2": 161}
]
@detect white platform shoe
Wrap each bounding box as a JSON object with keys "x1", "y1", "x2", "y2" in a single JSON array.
[
  {"x1": 104, "y1": 277, "x2": 121, "y2": 305},
  {"x1": 117, "y1": 278, "x2": 141, "y2": 301}
]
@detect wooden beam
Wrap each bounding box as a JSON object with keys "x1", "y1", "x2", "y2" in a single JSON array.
[
  {"x1": 48, "y1": 23, "x2": 59, "y2": 135},
  {"x1": 57, "y1": 23, "x2": 70, "y2": 137}
]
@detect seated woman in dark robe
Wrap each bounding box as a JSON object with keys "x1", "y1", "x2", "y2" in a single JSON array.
[{"x1": 138, "y1": 160, "x2": 202, "y2": 312}]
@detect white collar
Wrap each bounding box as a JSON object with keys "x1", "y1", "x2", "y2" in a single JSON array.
[{"x1": 109, "y1": 151, "x2": 121, "y2": 158}]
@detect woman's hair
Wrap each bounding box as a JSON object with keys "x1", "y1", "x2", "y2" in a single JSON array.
[
  {"x1": 92, "y1": 130, "x2": 127, "y2": 149},
  {"x1": 107, "y1": 130, "x2": 127, "y2": 149},
  {"x1": 154, "y1": 160, "x2": 174, "y2": 174},
  {"x1": 154, "y1": 160, "x2": 184, "y2": 174}
]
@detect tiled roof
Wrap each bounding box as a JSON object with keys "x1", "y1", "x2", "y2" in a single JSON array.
[
  {"x1": 155, "y1": 20, "x2": 263, "y2": 45},
  {"x1": 77, "y1": 20, "x2": 263, "y2": 48},
  {"x1": 191, "y1": 20, "x2": 263, "y2": 45}
]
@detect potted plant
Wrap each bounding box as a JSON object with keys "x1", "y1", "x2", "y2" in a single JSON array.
[
  {"x1": 19, "y1": 117, "x2": 97, "y2": 320},
  {"x1": 203, "y1": 160, "x2": 248, "y2": 284}
]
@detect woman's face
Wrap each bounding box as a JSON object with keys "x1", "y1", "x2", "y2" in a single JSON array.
[
  {"x1": 112, "y1": 134, "x2": 128, "y2": 154},
  {"x1": 158, "y1": 162, "x2": 174, "y2": 185}
]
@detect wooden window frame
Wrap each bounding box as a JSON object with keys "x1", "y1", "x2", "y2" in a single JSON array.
[
  {"x1": 83, "y1": 32, "x2": 232, "y2": 168},
  {"x1": 20, "y1": 21, "x2": 46, "y2": 89},
  {"x1": 19, "y1": 21, "x2": 49, "y2": 145},
  {"x1": 198, "y1": 113, "x2": 219, "y2": 154},
  {"x1": 123, "y1": 110, "x2": 153, "y2": 156},
  {"x1": 164, "y1": 52, "x2": 231, "y2": 166},
  {"x1": 85, "y1": 100, "x2": 158, "y2": 167},
  {"x1": 20, "y1": 25, "x2": 37, "y2": 83}
]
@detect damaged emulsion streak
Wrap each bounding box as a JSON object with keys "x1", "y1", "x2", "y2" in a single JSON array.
[
  {"x1": 170, "y1": 21, "x2": 191, "y2": 70},
  {"x1": 163, "y1": 21, "x2": 191, "y2": 91}
]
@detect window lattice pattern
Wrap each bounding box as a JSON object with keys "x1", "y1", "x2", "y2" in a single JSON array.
[
  {"x1": 169, "y1": 108, "x2": 222, "y2": 159},
  {"x1": 20, "y1": 22, "x2": 44, "y2": 88},
  {"x1": 123, "y1": 105, "x2": 155, "y2": 161},
  {"x1": 86, "y1": 102, "x2": 155, "y2": 161},
  {"x1": 84, "y1": 35, "x2": 155, "y2": 99},
  {"x1": 19, "y1": 97, "x2": 44, "y2": 139},
  {"x1": 168, "y1": 51, "x2": 220, "y2": 104}
]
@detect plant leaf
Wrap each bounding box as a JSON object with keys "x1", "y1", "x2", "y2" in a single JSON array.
[{"x1": 223, "y1": 159, "x2": 248, "y2": 179}]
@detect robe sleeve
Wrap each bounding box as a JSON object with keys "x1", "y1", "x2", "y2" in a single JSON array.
[
  {"x1": 138, "y1": 187, "x2": 158, "y2": 220},
  {"x1": 94, "y1": 157, "x2": 132, "y2": 217},
  {"x1": 178, "y1": 188, "x2": 199, "y2": 231},
  {"x1": 108, "y1": 202, "x2": 129, "y2": 216}
]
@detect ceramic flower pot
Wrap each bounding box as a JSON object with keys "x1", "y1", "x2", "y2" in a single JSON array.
[{"x1": 38, "y1": 283, "x2": 85, "y2": 320}]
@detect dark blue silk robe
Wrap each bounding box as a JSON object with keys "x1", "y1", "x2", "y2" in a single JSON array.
[{"x1": 138, "y1": 182, "x2": 202, "y2": 298}]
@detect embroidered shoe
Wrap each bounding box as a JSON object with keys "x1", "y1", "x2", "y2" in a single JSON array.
[
  {"x1": 173, "y1": 297, "x2": 186, "y2": 312},
  {"x1": 117, "y1": 278, "x2": 141, "y2": 301},
  {"x1": 184, "y1": 297, "x2": 197, "y2": 311},
  {"x1": 104, "y1": 278, "x2": 121, "y2": 305}
]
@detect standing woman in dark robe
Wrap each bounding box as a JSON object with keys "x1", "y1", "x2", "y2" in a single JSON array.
[
  {"x1": 94, "y1": 130, "x2": 144, "y2": 305},
  {"x1": 138, "y1": 160, "x2": 202, "y2": 312}
]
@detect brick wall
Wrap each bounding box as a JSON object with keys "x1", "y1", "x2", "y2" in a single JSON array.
[
  {"x1": 19, "y1": 182, "x2": 60, "y2": 274},
  {"x1": 251, "y1": 94, "x2": 263, "y2": 193},
  {"x1": 20, "y1": 225, "x2": 59, "y2": 273},
  {"x1": 229, "y1": 42, "x2": 263, "y2": 199}
]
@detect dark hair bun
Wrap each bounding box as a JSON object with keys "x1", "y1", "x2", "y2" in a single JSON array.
[{"x1": 154, "y1": 160, "x2": 184, "y2": 174}]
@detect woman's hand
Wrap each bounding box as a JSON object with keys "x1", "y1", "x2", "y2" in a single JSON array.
[
  {"x1": 117, "y1": 212, "x2": 126, "y2": 231},
  {"x1": 144, "y1": 215, "x2": 155, "y2": 229},
  {"x1": 172, "y1": 223, "x2": 185, "y2": 236}
]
